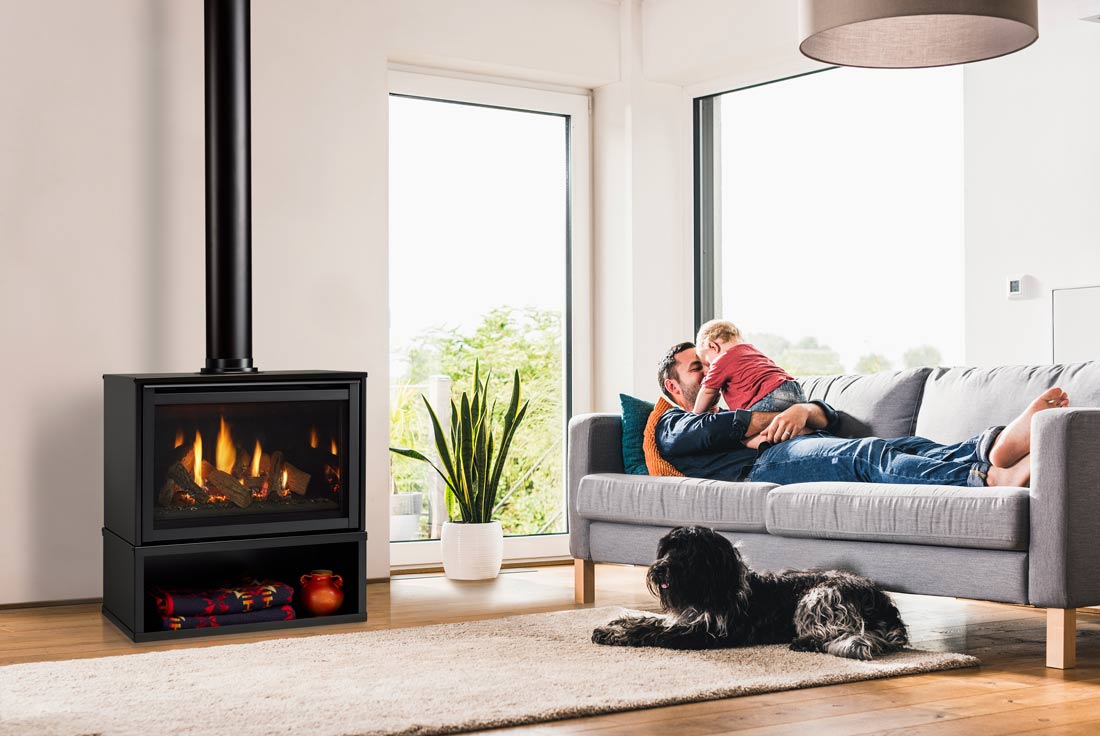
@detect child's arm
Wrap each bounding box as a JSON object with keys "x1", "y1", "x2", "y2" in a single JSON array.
[{"x1": 691, "y1": 386, "x2": 721, "y2": 414}]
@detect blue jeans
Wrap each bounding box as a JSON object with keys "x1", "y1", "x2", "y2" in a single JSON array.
[
  {"x1": 747, "y1": 427, "x2": 1004, "y2": 487},
  {"x1": 748, "y1": 380, "x2": 807, "y2": 412}
]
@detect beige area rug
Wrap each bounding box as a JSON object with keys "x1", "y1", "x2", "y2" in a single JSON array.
[{"x1": 0, "y1": 606, "x2": 977, "y2": 736}]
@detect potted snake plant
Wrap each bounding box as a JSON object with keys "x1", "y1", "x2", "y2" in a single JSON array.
[{"x1": 390, "y1": 361, "x2": 529, "y2": 579}]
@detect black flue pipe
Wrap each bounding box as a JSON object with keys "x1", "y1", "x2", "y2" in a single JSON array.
[{"x1": 202, "y1": 0, "x2": 256, "y2": 373}]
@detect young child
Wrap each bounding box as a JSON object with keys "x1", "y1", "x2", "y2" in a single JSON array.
[{"x1": 691, "y1": 319, "x2": 807, "y2": 415}]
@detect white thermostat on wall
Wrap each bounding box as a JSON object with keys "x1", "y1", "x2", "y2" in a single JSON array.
[{"x1": 1007, "y1": 275, "x2": 1033, "y2": 300}]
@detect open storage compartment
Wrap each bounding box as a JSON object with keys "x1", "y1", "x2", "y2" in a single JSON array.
[{"x1": 103, "y1": 530, "x2": 366, "y2": 642}]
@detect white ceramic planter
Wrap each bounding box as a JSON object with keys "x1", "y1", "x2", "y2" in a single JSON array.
[{"x1": 441, "y1": 521, "x2": 503, "y2": 580}]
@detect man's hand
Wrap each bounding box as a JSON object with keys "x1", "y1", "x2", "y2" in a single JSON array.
[
  {"x1": 759, "y1": 404, "x2": 816, "y2": 444},
  {"x1": 737, "y1": 402, "x2": 829, "y2": 448}
]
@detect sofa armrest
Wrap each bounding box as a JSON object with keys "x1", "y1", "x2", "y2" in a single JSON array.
[
  {"x1": 568, "y1": 413, "x2": 624, "y2": 560},
  {"x1": 1029, "y1": 408, "x2": 1100, "y2": 607}
]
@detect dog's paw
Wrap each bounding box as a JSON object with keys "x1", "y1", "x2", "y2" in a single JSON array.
[
  {"x1": 826, "y1": 635, "x2": 875, "y2": 661},
  {"x1": 788, "y1": 636, "x2": 820, "y2": 653},
  {"x1": 592, "y1": 625, "x2": 629, "y2": 646},
  {"x1": 847, "y1": 642, "x2": 874, "y2": 661}
]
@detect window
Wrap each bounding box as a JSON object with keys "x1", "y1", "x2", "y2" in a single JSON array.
[
  {"x1": 388, "y1": 72, "x2": 590, "y2": 568},
  {"x1": 695, "y1": 67, "x2": 964, "y2": 375}
]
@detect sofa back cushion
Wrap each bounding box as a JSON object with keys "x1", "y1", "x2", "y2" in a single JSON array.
[
  {"x1": 914, "y1": 362, "x2": 1100, "y2": 444},
  {"x1": 799, "y1": 368, "x2": 932, "y2": 439}
]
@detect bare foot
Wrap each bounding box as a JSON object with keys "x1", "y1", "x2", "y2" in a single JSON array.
[
  {"x1": 989, "y1": 388, "x2": 1068, "y2": 468},
  {"x1": 987, "y1": 453, "x2": 1031, "y2": 488}
]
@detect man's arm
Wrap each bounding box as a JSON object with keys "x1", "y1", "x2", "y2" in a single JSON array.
[
  {"x1": 757, "y1": 401, "x2": 834, "y2": 443},
  {"x1": 657, "y1": 407, "x2": 755, "y2": 457},
  {"x1": 657, "y1": 401, "x2": 838, "y2": 459}
]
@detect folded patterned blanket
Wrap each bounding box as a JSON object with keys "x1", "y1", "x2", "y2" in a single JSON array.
[
  {"x1": 161, "y1": 604, "x2": 296, "y2": 631},
  {"x1": 152, "y1": 579, "x2": 294, "y2": 617}
]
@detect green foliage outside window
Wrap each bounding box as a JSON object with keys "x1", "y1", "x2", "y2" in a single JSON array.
[
  {"x1": 745, "y1": 334, "x2": 844, "y2": 376},
  {"x1": 854, "y1": 353, "x2": 894, "y2": 374},
  {"x1": 747, "y1": 333, "x2": 944, "y2": 376},
  {"x1": 390, "y1": 307, "x2": 565, "y2": 536},
  {"x1": 903, "y1": 345, "x2": 943, "y2": 370}
]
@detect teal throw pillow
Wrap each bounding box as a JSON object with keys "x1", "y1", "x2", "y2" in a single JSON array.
[{"x1": 619, "y1": 393, "x2": 654, "y2": 475}]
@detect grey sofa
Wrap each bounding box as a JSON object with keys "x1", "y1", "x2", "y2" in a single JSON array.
[{"x1": 568, "y1": 363, "x2": 1100, "y2": 668}]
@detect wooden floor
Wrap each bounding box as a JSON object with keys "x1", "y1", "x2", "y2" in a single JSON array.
[{"x1": 4, "y1": 563, "x2": 1100, "y2": 735}]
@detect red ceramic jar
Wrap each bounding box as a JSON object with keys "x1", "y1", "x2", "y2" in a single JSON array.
[{"x1": 299, "y1": 569, "x2": 344, "y2": 616}]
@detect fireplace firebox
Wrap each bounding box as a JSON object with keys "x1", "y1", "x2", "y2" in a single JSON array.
[
  {"x1": 102, "y1": 0, "x2": 367, "y2": 641},
  {"x1": 104, "y1": 373, "x2": 364, "y2": 545}
]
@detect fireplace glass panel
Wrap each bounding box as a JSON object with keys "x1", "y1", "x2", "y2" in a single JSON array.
[{"x1": 152, "y1": 398, "x2": 348, "y2": 529}]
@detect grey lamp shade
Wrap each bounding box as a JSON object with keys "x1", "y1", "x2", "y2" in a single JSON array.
[{"x1": 799, "y1": 0, "x2": 1038, "y2": 68}]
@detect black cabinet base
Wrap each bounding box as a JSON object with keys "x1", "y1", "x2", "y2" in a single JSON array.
[{"x1": 102, "y1": 529, "x2": 367, "y2": 641}]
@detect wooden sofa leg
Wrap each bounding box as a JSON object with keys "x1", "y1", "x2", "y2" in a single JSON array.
[
  {"x1": 574, "y1": 559, "x2": 595, "y2": 604},
  {"x1": 1047, "y1": 608, "x2": 1077, "y2": 669}
]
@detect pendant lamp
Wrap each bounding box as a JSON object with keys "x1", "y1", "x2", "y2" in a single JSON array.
[{"x1": 799, "y1": 0, "x2": 1039, "y2": 68}]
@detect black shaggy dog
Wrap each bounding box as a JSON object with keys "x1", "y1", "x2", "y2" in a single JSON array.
[{"x1": 592, "y1": 526, "x2": 908, "y2": 660}]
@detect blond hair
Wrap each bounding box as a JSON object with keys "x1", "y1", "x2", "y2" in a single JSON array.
[{"x1": 696, "y1": 319, "x2": 742, "y2": 347}]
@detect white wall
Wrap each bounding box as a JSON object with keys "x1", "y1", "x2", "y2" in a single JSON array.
[
  {"x1": 964, "y1": 1, "x2": 1100, "y2": 366},
  {"x1": 643, "y1": 0, "x2": 822, "y2": 94},
  {"x1": 0, "y1": 0, "x2": 151, "y2": 606},
  {"x1": 0, "y1": 0, "x2": 620, "y2": 606},
  {"x1": 383, "y1": 0, "x2": 620, "y2": 87},
  {"x1": 592, "y1": 1, "x2": 688, "y2": 409}
]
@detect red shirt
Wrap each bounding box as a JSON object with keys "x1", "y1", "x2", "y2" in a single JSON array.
[{"x1": 702, "y1": 343, "x2": 794, "y2": 410}]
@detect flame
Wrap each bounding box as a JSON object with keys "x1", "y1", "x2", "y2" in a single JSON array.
[
  {"x1": 330, "y1": 437, "x2": 337, "y2": 455},
  {"x1": 207, "y1": 494, "x2": 227, "y2": 504},
  {"x1": 250, "y1": 439, "x2": 262, "y2": 477},
  {"x1": 193, "y1": 432, "x2": 203, "y2": 486},
  {"x1": 282, "y1": 468, "x2": 288, "y2": 490},
  {"x1": 309, "y1": 426, "x2": 318, "y2": 449},
  {"x1": 173, "y1": 430, "x2": 184, "y2": 449},
  {"x1": 215, "y1": 417, "x2": 236, "y2": 474},
  {"x1": 179, "y1": 493, "x2": 196, "y2": 505}
]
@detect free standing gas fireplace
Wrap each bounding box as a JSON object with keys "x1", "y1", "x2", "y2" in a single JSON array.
[
  {"x1": 102, "y1": 372, "x2": 366, "y2": 641},
  {"x1": 102, "y1": 0, "x2": 367, "y2": 641}
]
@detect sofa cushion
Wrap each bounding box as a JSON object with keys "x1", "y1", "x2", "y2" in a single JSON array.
[
  {"x1": 619, "y1": 394, "x2": 653, "y2": 475},
  {"x1": 765, "y1": 482, "x2": 1030, "y2": 551},
  {"x1": 799, "y1": 368, "x2": 932, "y2": 439},
  {"x1": 576, "y1": 474, "x2": 776, "y2": 532},
  {"x1": 914, "y1": 362, "x2": 1100, "y2": 444}
]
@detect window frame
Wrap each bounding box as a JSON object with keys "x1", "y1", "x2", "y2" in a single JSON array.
[
  {"x1": 693, "y1": 65, "x2": 966, "y2": 376},
  {"x1": 387, "y1": 70, "x2": 592, "y2": 569},
  {"x1": 692, "y1": 68, "x2": 834, "y2": 332}
]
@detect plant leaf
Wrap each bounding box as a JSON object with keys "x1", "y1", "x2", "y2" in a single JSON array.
[
  {"x1": 474, "y1": 392, "x2": 490, "y2": 521},
  {"x1": 503, "y1": 370, "x2": 522, "y2": 429},
  {"x1": 487, "y1": 399, "x2": 529, "y2": 509},
  {"x1": 389, "y1": 447, "x2": 453, "y2": 493},
  {"x1": 420, "y1": 395, "x2": 457, "y2": 488},
  {"x1": 450, "y1": 397, "x2": 459, "y2": 447},
  {"x1": 459, "y1": 391, "x2": 476, "y2": 521}
]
